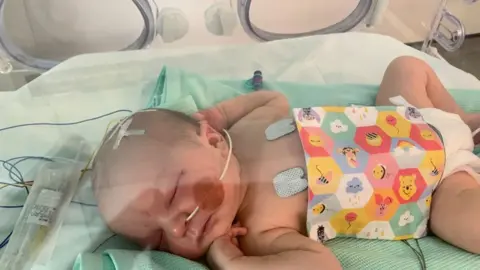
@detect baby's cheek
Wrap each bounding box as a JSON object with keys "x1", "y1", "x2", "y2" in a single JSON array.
[{"x1": 193, "y1": 179, "x2": 225, "y2": 211}]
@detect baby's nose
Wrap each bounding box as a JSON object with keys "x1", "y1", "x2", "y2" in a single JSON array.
[{"x1": 166, "y1": 215, "x2": 187, "y2": 238}]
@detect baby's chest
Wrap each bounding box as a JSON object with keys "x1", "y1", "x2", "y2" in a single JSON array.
[
  {"x1": 239, "y1": 177, "x2": 308, "y2": 235},
  {"x1": 232, "y1": 121, "x2": 305, "y2": 170}
]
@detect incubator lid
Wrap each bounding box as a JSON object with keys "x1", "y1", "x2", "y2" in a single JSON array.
[
  {"x1": 0, "y1": 0, "x2": 477, "y2": 74},
  {"x1": 0, "y1": 0, "x2": 157, "y2": 72}
]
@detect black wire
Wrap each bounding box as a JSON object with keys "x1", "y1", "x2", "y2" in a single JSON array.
[
  {"x1": 0, "y1": 231, "x2": 12, "y2": 249},
  {"x1": 415, "y1": 239, "x2": 427, "y2": 269},
  {"x1": 92, "y1": 234, "x2": 117, "y2": 253},
  {"x1": 0, "y1": 156, "x2": 98, "y2": 207},
  {"x1": 402, "y1": 240, "x2": 427, "y2": 270},
  {"x1": 0, "y1": 109, "x2": 131, "y2": 250}
]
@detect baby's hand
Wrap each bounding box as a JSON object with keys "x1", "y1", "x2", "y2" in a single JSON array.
[
  {"x1": 193, "y1": 107, "x2": 227, "y2": 131},
  {"x1": 206, "y1": 223, "x2": 247, "y2": 270}
]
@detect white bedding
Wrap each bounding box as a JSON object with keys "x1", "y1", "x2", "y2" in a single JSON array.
[{"x1": 0, "y1": 32, "x2": 479, "y2": 270}]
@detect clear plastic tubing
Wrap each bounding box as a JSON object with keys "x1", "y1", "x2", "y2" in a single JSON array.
[{"x1": 0, "y1": 0, "x2": 157, "y2": 72}]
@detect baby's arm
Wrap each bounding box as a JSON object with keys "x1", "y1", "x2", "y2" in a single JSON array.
[
  {"x1": 198, "y1": 90, "x2": 289, "y2": 130},
  {"x1": 209, "y1": 228, "x2": 341, "y2": 270}
]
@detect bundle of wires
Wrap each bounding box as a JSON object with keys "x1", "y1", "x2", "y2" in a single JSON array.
[{"x1": 0, "y1": 109, "x2": 132, "y2": 249}]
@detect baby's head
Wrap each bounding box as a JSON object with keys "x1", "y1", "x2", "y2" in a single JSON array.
[{"x1": 92, "y1": 109, "x2": 243, "y2": 259}]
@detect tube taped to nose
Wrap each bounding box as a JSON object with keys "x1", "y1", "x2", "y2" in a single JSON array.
[{"x1": 193, "y1": 178, "x2": 224, "y2": 211}]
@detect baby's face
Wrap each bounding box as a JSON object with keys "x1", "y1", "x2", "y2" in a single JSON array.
[{"x1": 99, "y1": 142, "x2": 241, "y2": 260}]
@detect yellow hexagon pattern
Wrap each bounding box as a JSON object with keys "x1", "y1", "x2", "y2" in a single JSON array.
[
  {"x1": 376, "y1": 111, "x2": 411, "y2": 138},
  {"x1": 308, "y1": 157, "x2": 342, "y2": 195}
]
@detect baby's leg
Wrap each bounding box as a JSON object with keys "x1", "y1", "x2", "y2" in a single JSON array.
[
  {"x1": 376, "y1": 56, "x2": 480, "y2": 133},
  {"x1": 376, "y1": 56, "x2": 480, "y2": 254},
  {"x1": 430, "y1": 171, "x2": 480, "y2": 254}
]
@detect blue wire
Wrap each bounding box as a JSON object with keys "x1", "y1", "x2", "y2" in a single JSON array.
[
  {"x1": 0, "y1": 109, "x2": 130, "y2": 249},
  {"x1": 0, "y1": 109, "x2": 132, "y2": 133},
  {"x1": 0, "y1": 156, "x2": 99, "y2": 208},
  {"x1": 71, "y1": 201, "x2": 97, "y2": 207}
]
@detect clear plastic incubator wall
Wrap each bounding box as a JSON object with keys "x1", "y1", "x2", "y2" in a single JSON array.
[{"x1": 0, "y1": 0, "x2": 478, "y2": 80}]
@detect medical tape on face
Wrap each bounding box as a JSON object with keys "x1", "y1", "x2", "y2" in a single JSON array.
[{"x1": 265, "y1": 118, "x2": 296, "y2": 141}]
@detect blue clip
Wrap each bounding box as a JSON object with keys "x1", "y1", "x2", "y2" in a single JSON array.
[
  {"x1": 244, "y1": 70, "x2": 263, "y2": 91},
  {"x1": 252, "y1": 70, "x2": 263, "y2": 90}
]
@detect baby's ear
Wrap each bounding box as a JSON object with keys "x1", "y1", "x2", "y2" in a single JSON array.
[{"x1": 199, "y1": 121, "x2": 225, "y2": 149}]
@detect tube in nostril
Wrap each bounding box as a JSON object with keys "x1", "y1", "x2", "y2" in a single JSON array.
[{"x1": 193, "y1": 179, "x2": 225, "y2": 211}]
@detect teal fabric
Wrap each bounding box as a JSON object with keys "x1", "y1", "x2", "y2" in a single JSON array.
[
  {"x1": 73, "y1": 250, "x2": 209, "y2": 270},
  {"x1": 75, "y1": 66, "x2": 480, "y2": 270},
  {"x1": 149, "y1": 66, "x2": 480, "y2": 113}
]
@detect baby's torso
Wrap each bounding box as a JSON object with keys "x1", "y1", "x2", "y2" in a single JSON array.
[
  {"x1": 228, "y1": 108, "x2": 309, "y2": 243},
  {"x1": 229, "y1": 103, "x2": 447, "y2": 251},
  {"x1": 294, "y1": 106, "x2": 446, "y2": 242}
]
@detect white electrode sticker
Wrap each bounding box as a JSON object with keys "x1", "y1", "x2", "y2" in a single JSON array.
[{"x1": 27, "y1": 189, "x2": 63, "y2": 226}]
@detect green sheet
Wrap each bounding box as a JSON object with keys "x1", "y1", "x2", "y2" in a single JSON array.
[
  {"x1": 149, "y1": 67, "x2": 480, "y2": 113},
  {"x1": 74, "y1": 66, "x2": 480, "y2": 270}
]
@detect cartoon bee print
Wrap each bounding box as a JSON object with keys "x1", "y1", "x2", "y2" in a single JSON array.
[
  {"x1": 317, "y1": 225, "x2": 326, "y2": 243},
  {"x1": 372, "y1": 164, "x2": 387, "y2": 180},
  {"x1": 315, "y1": 165, "x2": 331, "y2": 185},
  {"x1": 365, "y1": 132, "x2": 382, "y2": 146},
  {"x1": 430, "y1": 158, "x2": 439, "y2": 176},
  {"x1": 312, "y1": 203, "x2": 326, "y2": 215}
]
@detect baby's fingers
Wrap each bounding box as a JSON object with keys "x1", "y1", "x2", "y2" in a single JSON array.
[
  {"x1": 192, "y1": 112, "x2": 205, "y2": 121},
  {"x1": 229, "y1": 226, "x2": 247, "y2": 238}
]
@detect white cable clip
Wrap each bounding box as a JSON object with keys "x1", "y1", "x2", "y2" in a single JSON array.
[{"x1": 113, "y1": 118, "x2": 145, "y2": 149}]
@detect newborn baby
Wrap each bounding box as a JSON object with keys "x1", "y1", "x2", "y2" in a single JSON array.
[{"x1": 92, "y1": 56, "x2": 480, "y2": 269}]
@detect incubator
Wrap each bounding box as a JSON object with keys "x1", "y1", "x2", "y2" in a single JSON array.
[
  {"x1": 0, "y1": 0, "x2": 477, "y2": 84},
  {"x1": 2, "y1": 3, "x2": 480, "y2": 269}
]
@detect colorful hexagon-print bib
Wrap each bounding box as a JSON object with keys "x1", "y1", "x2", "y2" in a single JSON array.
[{"x1": 293, "y1": 106, "x2": 446, "y2": 242}]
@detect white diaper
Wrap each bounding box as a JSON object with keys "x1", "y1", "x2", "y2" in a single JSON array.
[{"x1": 391, "y1": 96, "x2": 480, "y2": 182}]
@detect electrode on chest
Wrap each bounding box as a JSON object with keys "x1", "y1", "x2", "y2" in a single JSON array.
[
  {"x1": 265, "y1": 118, "x2": 297, "y2": 141},
  {"x1": 273, "y1": 167, "x2": 308, "y2": 198}
]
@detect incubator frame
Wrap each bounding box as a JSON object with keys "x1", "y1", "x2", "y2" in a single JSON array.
[{"x1": 421, "y1": 0, "x2": 477, "y2": 55}]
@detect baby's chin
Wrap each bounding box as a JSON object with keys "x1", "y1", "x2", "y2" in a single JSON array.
[
  {"x1": 168, "y1": 221, "x2": 229, "y2": 259},
  {"x1": 173, "y1": 245, "x2": 209, "y2": 260}
]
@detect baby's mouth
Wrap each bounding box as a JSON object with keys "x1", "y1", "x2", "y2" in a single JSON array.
[{"x1": 187, "y1": 213, "x2": 212, "y2": 240}]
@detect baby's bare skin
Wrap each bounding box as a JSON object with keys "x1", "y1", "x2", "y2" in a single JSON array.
[
  {"x1": 95, "y1": 57, "x2": 480, "y2": 270},
  {"x1": 199, "y1": 92, "x2": 341, "y2": 269},
  {"x1": 227, "y1": 98, "x2": 309, "y2": 255},
  {"x1": 203, "y1": 58, "x2": 480, "y2": 269}
]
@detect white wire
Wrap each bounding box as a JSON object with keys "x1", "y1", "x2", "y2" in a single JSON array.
[
  {"x1": 472, "y1": 127, "x2": 480, "y2": 138},
  {"x1": 185, "y1": 129, "x2": 232, "y2": 222}
]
